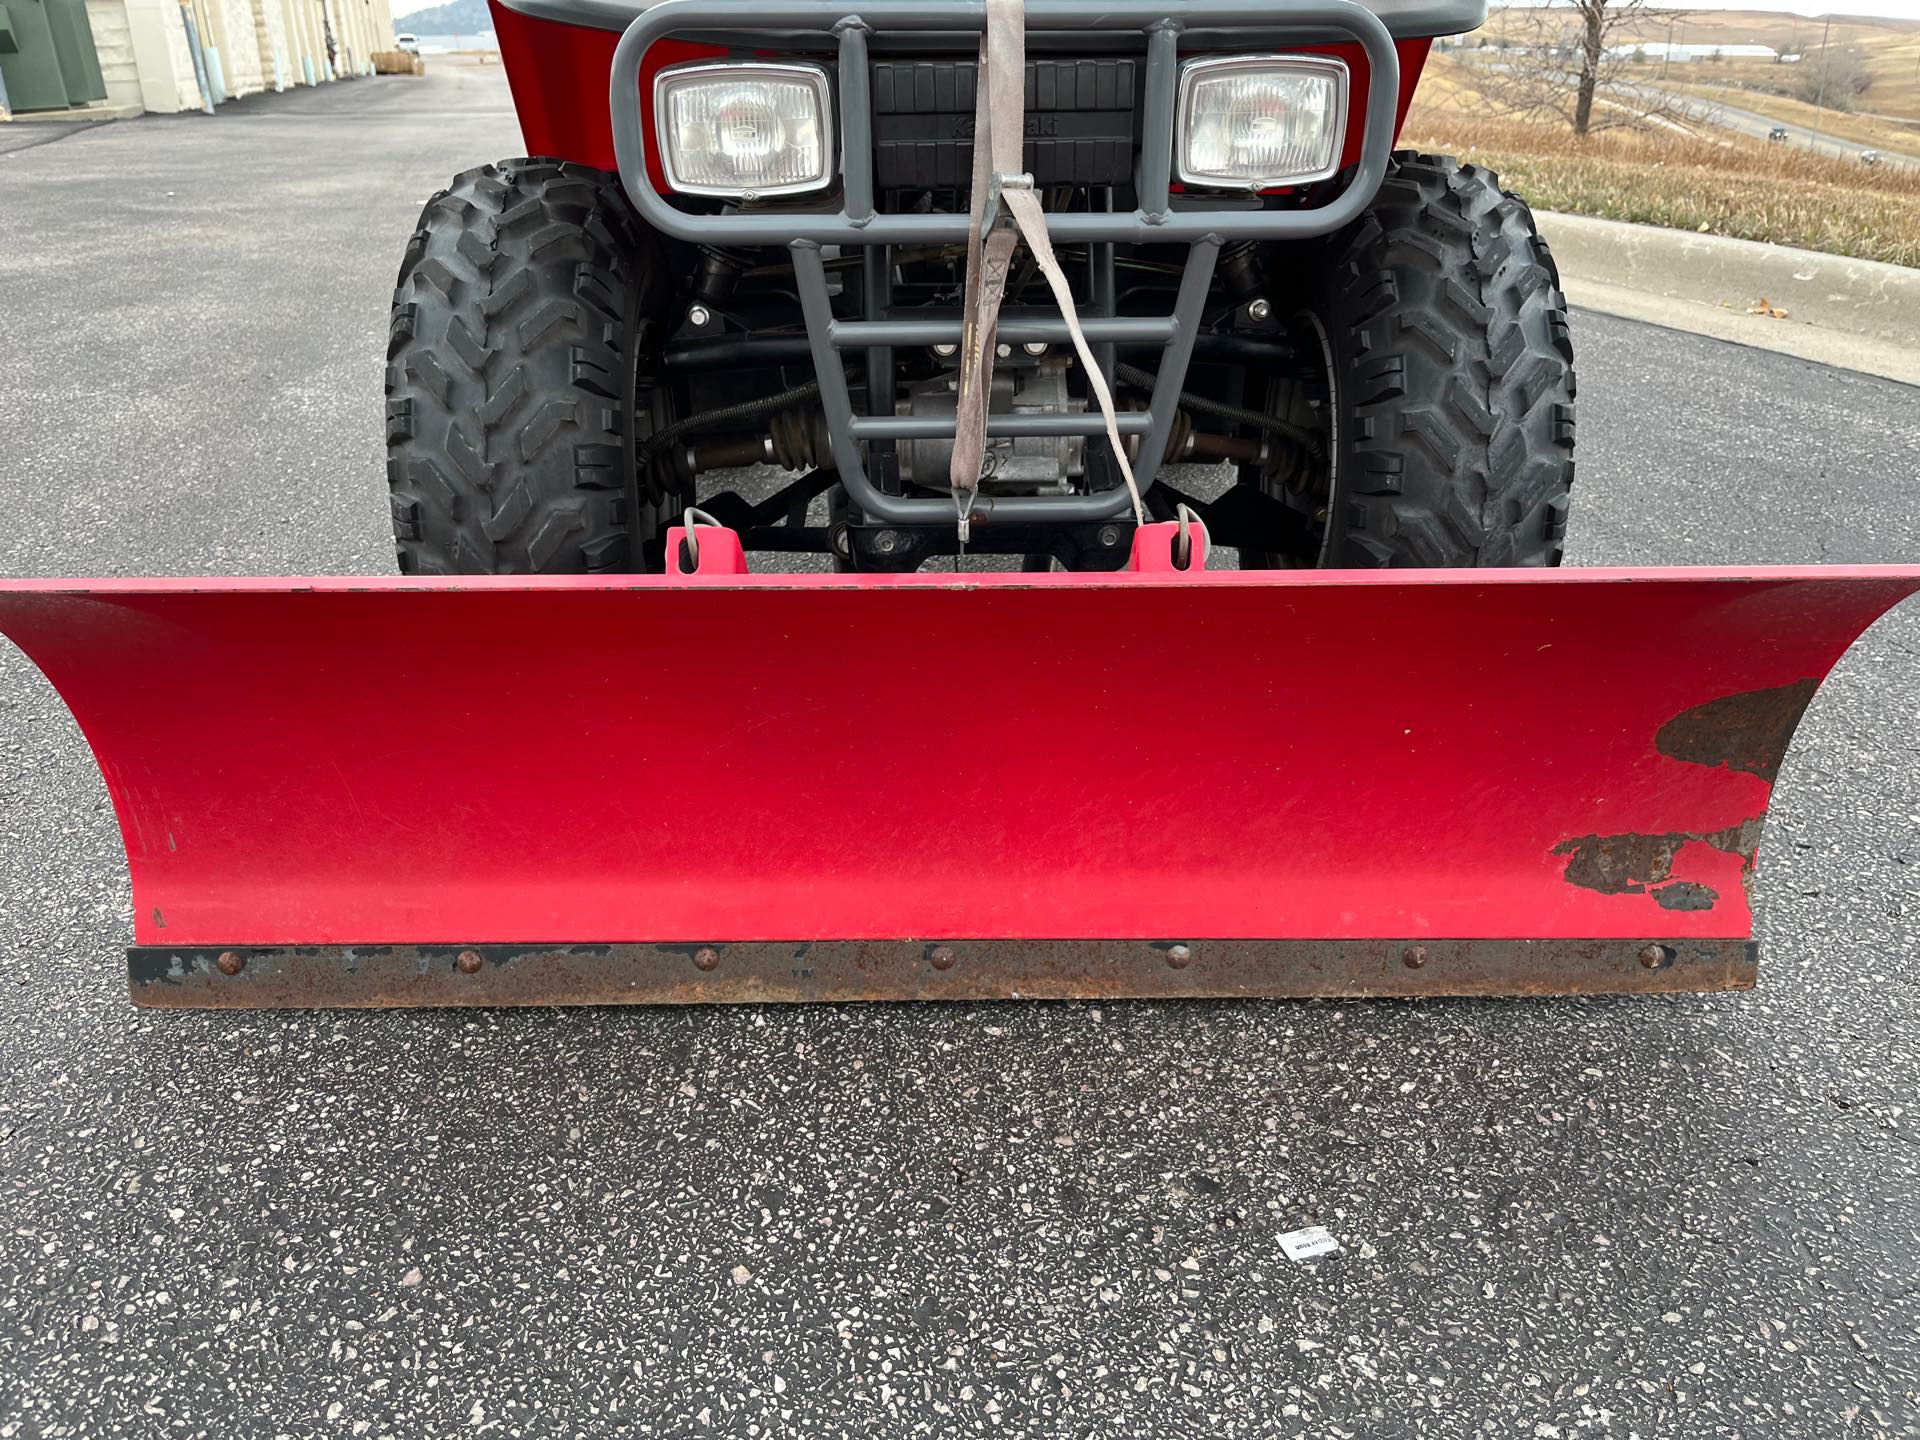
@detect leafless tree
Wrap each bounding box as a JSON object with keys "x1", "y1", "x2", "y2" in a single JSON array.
[
  {"x1": 1472, "y1": 2, "x2": 1690, "y2": 136},
  {"x1": 1794, "y1": 41, "x2": 1870, "y2": 112}
]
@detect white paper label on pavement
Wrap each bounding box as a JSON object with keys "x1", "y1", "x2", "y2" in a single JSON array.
[{"x1": 1278, "y1": 1225, "x2": 1342, "y2": 1262}]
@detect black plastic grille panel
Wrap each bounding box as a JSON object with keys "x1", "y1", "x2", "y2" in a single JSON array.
[{"x1": 870, "y1": 58, "x2": 1138, "y2": 188}]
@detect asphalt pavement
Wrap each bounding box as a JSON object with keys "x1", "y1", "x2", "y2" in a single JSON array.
[{"x1": 2, "y1": 59, "x2": 1919, "y2": 1438}]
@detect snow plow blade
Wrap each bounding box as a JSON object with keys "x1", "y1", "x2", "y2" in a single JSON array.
[{"x1": 1, "y1": 561, "x2": 1915, "y2": 1009}]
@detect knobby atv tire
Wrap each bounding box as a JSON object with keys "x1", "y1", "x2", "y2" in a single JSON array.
[
  {"x1": 1256, "y1": 151, "x2": 1576, "y2": 567},
  {"x1": 386, "y1": 160, "x2": 677, "y2": 574}
]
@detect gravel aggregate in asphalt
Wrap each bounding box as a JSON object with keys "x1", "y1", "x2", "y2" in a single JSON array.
[{"x1": 2, "y1": 59, "x2": 1918, "y2": 1438}]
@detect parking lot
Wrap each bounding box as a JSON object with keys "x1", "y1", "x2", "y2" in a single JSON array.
[{"x1": 2, "y1": 58, "x2": 1919, "y2": 1437}]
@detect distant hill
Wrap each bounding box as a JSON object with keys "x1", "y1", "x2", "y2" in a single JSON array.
[
  {"x1": 394, "y1": 0, "x2": 491, "y2": 35},
  {"x1": 1477, "y1": 7, "x2": 1920, "y2": 121}
]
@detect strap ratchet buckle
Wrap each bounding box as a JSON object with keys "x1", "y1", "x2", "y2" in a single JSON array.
[{"x1": 979, "y1": 170, "x2": 1035, "y2": 242}]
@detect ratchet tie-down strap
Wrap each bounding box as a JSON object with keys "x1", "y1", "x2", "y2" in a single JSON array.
[{"x1": 948, "y1": 0, "x2": 1145, "y2": 542}]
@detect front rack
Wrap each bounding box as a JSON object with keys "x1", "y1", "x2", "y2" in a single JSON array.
[{"x1": 609, "y1": 0, "x2": 1401, "y2": 527}]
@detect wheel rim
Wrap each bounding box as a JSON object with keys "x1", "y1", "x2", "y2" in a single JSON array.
[{"x1": 1297, "y1": 307, "x2": 1340, "y2": 569}]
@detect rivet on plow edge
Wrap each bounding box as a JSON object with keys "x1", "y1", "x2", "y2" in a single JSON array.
[
  {"x1": 1166, "y1": 944, "x2": 1192, "y2": 969},
  {"x1": 1639, "y1": 944, "x2": 1674, "y2": 970},
  {"x1": 215, "y1": 951, "x2": 245, "y2": 977},
  {"x1": 929, "y1": 945, "x2": 957, "y2": 971},
  {"x1": 693, "y1": 946, "x2": 721, "y2": 972},
  {"x1": 1402, "y1": 945, "x2": 1428, "y2": 970},
  {"x1": 456, "y1": 950, "x2": 483, "y2": 975}
]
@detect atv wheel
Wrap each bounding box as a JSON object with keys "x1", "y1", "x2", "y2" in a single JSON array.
[
  {"x1": 385, "y1": 160, "x2": 681, "y2": 574},
  {"x1": 1240, "y1": 152, "x2": 1575, "y2": 568}
]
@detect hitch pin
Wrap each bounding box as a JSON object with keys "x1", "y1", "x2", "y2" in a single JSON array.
[{"x1": 953, "y1": 487, "x2": 976, "y2": 569}]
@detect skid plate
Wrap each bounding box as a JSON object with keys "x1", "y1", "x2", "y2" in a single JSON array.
[{"x1": 1, "y1": 565, "x2": 1915, "y2": 1006}]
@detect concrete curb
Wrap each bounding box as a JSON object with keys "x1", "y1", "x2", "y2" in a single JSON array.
[
  {"x1": 3, "y1": 102, "x2": 142, "y2": 124},
  {"x1": 1537, "y1": 211, "x2": 1920, "y2": 387}
]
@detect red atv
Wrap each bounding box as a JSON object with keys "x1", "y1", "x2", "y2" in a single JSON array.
[
  {"x1": 388, "y1": 0, "x2": 1575, "y2": 574},
  {"x1": 5, "y1": 1, "x2": 1915, "y2": 1008}
]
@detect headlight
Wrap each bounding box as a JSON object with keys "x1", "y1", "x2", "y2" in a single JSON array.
[
  {"x1": 654, "y1": 62, "x2": 834, "y2": 198},
  {"x1": 1175, "y1": 56, "x2": 1348, "y2": 190}
]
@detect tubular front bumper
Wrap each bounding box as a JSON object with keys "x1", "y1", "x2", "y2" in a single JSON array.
[{"x1": 605, "y1": 0, "x2": 1405, "y2": 527}]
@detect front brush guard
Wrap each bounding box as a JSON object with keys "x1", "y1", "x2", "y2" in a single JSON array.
[
  {"x1": 1, "y1": 545, "x2": 1915, "y2": 1008},
  {"x1": 606, "y1": 0, "x2": 1404, "y2": 528}
]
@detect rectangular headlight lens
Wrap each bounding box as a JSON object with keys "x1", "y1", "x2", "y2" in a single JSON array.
[
  {"x1": 1176, "y1": 56, "x2": 1348, "y2": 190},
  {"x1": 655, "y1": 62, "x2": 834, "y2": 198}
]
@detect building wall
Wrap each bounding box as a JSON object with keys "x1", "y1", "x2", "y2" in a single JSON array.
[
  {"x1": 320, "y1": 0, "x2": 349, "y2": 74},
  {"x1": 82, "y1": 0, "x2": 144, "y2": 109},
  {"x1": 326, "y1": 0, "x2": 394, "y2": 75},
  {"x1": 134, "y1": 0, "x2": 205, "y2": 109},
  {"x1": 57, "y1": 0, "x2": 393, "y2": 116},
  {"x1": 303, "y1": 0, "x2": 327, "y2": 80},
  {"x1": 250, "y1": 0, "x2": 289, "y2": 90},
  {"x1": 278, "y1": 0, "x2": 315, "y2": 86},
  {"x1": 86, "y1": 0, "x2": 204, "y2": 112},
  {"x1": 212, "y1": 0, "x2": 266, "y2": 94},
  {"x1": 180, "y1": 0, "x2": 230, "y2": 99},
  {"x1": 280, "y1": 0, "x2": 319, "y2": 84}
]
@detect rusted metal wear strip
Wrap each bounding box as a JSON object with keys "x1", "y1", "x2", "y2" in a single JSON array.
[{"x1": 130, "y1": 938, "x2": 1758, "y2": 1009}]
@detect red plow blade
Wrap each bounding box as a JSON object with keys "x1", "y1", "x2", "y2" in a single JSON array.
[{"x1": 1, "y1": 564, "x2": 1915, "y2": 1007}]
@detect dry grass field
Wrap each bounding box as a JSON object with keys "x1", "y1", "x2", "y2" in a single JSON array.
[
  {"x1": 1666, "y1": 82, "x2": 1920, "y2": 157},
  {"x1": 1474, "y1": 8, "x2": 1920, "y2": 121},
  {"x1": 1404, "y1": 56, "x2": 1920, "y2": 267}
]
